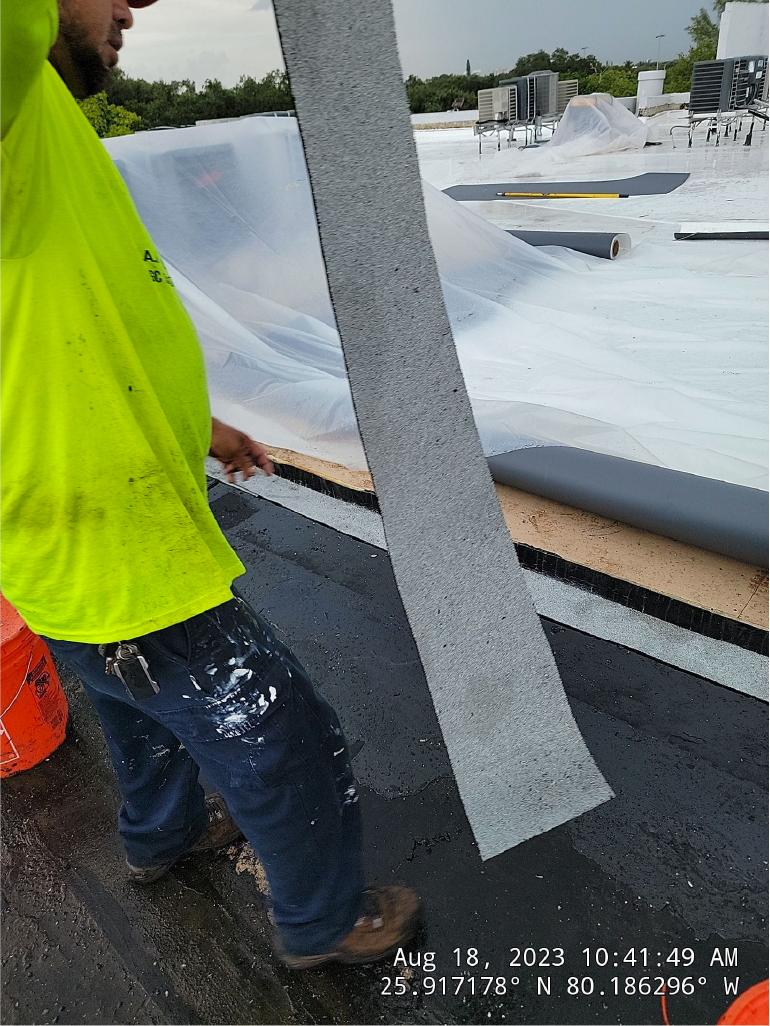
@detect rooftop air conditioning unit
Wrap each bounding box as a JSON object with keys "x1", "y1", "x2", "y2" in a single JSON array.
[
  {"x1": 500, "y1": 72, "x2": 558, "y2": 119},
  {"x1": 557, "y1": 78, "x2": 579, "y2": 114},
  {"x1": 498, "y1": 76, "x2": 529, "y2": 119},
  {"x1": 477, "y1": 88, "x2": 495, "y2": 121},
  {"x1": 529, "y1": 70, "x2": 559, "y2": 116},
  {"x1": 732, "y1": 55, "x2": 767, "y2": 107},
  {"x1": 477, "y1": 86, "x2": 518, "y2": 122},
  {"x1": 690, "y1": 56, "x2": 768, "y2": 113}
]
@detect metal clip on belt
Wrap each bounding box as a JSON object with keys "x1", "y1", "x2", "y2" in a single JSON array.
[{"x1": 98, "y1": 641, "x2": 160, "y2": 700}]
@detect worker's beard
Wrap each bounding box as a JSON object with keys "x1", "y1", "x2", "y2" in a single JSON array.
[{"x1": 50, "y1": 19, "x2": 112, "y2": 99}]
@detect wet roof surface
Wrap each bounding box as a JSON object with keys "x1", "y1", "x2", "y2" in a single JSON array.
[{"x1": 3, "y1": 488, "x2": 767, "y2": 1025}]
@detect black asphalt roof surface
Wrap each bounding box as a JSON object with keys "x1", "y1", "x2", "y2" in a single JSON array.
[{"x1": 3, "y1": 483, "x2": 766, "y2": 1026}]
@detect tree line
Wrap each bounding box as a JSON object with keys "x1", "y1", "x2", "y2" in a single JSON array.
[{"x1": 79, "y1": 0, "x2": 765, "y2": 137}]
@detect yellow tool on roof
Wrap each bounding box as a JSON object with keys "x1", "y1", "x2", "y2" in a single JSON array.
[{"x1": 496, "y1": 191, "x2": 626, "y2": 198}]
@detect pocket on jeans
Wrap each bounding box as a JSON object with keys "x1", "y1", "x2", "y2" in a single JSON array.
[
  {"x1": 140, "y1": 597, "x2": 295, "y2": 742},
  {"x1": 140, "y1": 620, "x2": 192, "y2": 668},
  {"x1": 157, "y1": 687, "x2": 285, "y2": 743},
  {"x1": 158, "y1": 648, "x2": 294, "y2": 743},
  {"x1": 245, "y1": 688, "x2": 324, "y2": 788}
]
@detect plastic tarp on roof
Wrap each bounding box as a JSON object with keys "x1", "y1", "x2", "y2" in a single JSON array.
[
  {"x1": 104, "y1": 118, "x2": 767, "y2": 498},
  {"x1": 549, "y1": 94, "x2": 648, "y2": 159}
]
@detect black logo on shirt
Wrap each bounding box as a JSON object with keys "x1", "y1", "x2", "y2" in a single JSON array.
[{"x1": 143, "y1": 248, "x2": 173, "y2": 286}]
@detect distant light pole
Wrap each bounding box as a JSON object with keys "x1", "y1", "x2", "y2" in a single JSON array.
[
  {"x1": 581, "y1": 47, "x2": 588, "y2": 58},
  {"x1": 655, "y1": 34, "x2": 665, "y2": 70}
]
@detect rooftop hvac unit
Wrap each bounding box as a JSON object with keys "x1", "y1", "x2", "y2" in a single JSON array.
[
  {"x1": 526, "y1": 76, "x2": 537, "y2": 118},
  {"x1": 529, "y1": 70, "x2": 559, "y2": 116},
  {"x1": 690, "y1": 56, "x2": 768, "y2": 113},
  {"x1": 557, "y1": 79, "x2": 579, "y2": 114},
  {"x1": 732, "y1": 55, "x2": 767, "y2": 107},
  {"x1": 477, "y1": 88, "x2": 495, "y2": 121},
  {"x1": 500, "y1": 71, "x2": 559, "y2": 119},
  {"x1": 477, "y1": 86, "x2": 518, "y2": 122},
  {"x1": 498, "y1": 76, "x2": 532, "y2": 119}
]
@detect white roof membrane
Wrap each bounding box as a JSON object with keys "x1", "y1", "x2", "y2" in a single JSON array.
[{"x1": 105, "y1": 115, "x2": 768, "y2": 491}]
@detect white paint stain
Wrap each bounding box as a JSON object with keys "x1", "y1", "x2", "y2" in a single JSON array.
[{"x1": 219, "y1": 708, "x2": 249, "y2": 731}]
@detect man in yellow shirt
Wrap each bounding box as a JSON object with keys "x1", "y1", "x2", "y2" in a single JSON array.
[{"x1": 1, "y1": 0, "x2": 418, "y2": 966}]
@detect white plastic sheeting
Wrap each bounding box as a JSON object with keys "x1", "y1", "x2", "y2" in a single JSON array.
[
  {"x1": 549, "y1": 94, "x2": 648, "y2": 160},
  {"x1": 104, "y1": 118, "x2": 767, "y2": 489}
]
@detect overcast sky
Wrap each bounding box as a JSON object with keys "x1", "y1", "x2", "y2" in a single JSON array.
[{"x1": 119, "y1": 0, "x2": 710, "y2": 87}]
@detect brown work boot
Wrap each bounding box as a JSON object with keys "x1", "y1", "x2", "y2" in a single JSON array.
[
  {"x1": 276, "y1": 885, "x2": 421, "y2": 969},
  {"x1": 126, "y1": 793, "x2": 243, "y2": 884}
]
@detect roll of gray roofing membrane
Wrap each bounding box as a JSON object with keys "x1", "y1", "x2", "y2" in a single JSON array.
[
  {"x1": 506, "y1": 230, "x2": 631, "y2": 259},
  {"x1": 488, "y1": 447, "x2": 768, "y2": 568},
  {"x1": 271, "y1": 0, "x2": 613, "y2": 859}
]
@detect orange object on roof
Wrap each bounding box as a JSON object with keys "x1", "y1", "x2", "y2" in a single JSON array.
[
  {"x1": 718, "y1": 979, "x2": 769, "y2": 1026},
  {"x1": 1, "y1": 595, "x2": 68, "y2": 777}
]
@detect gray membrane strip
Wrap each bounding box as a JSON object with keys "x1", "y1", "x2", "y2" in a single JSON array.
[
  {"x1": 444, "y1": 172, "x2": 690, "y2": 202},
  {"x1": 488, "y1": 447, "x2": 769, "y2": 568},
  {"x1": 506, "y1": 229, "x2": 631, "y2": 259},
  {"x1": 270, "y1": 0, "x2": 613, "y2": 859},
  {"x1": 526, "y1": 573, "x2": 768, "y2": 702}
]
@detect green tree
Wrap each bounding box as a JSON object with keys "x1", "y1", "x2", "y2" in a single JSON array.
[
  {"x1": 663, "y1": 42, "x2": 716, "y2": 91},
  {"x1": 104, "y1": 68, "x2": 293, "y2": 129},
  {"x1": 686, "y1": 7, "x2": 720, "y2": 53},
  {"x1": 78, "y1": 92, "x2": 142, "y2": 137},
  {"x1": 586, "y1": 67, "x2": 638, "y2": 96},
  {"x1": 666, "y1": 0, "x2": 768, "y2": 93},
  {"x1": 405, "y1": 71, "x2": 496, "y2": 113},
  {"x1": 507, "y1": 49, "x2": 603, "y2": 94},
  {"x1": 509, "y1": 50, "x2": 553, "y2": 76},
  {"x1": 686, "y1": 0, "x2": 768, "y2": 60}
]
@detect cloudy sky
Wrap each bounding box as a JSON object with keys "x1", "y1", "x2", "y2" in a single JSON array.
[{"x1": 119, "y1": 0, "x2": 709, "y2": 87}]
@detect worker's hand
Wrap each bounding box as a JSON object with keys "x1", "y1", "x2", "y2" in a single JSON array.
[{"x1": 209, "y1": 418, "x2": 275, "y2": 482}]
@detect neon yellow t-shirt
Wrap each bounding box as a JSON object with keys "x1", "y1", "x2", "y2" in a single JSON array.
[{"x1": 1, "y1": 0, "x2": 245, "y2": 642}]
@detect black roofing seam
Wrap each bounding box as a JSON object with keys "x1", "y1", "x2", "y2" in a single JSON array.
[
  {"x1": 518, "y1": 544, "x2": 768, "y2": 656},
  {"x1": 272, "y1": 461, "x2": 379, "y2": 511}
]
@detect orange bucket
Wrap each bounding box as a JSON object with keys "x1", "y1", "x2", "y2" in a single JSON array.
[
  {"x1": 0, "y1": 595, "x2": 68, "y2": 776},
  {"x1": 718, "y1": 980, "x2": 769, "y2": 1026}
]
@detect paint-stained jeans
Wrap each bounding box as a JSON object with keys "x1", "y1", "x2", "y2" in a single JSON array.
[{"x1": 42, "y1": 596, "x2": 364, "y2": 956}]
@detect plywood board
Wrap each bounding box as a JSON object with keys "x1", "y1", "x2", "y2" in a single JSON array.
[{"x1": 494, "y1": 484, "x2": 768, "y2": 631}]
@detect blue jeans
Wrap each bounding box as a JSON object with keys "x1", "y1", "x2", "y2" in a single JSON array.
[{"x1": 43, "y1": 596, "x2": 364, "y2": 956}]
